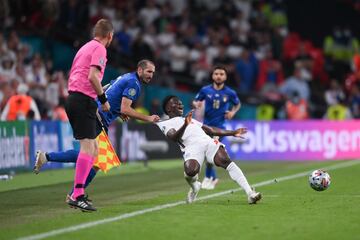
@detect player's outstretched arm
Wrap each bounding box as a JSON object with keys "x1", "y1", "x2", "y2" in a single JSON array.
[
  {"x1": 166, "y1": 111, "x2": 193, "y2": 142},
  {"x1": 202, "y1": 125, "x2": 247, "y2": 138},
  {"x1": 225, "y1": 103, "x2": 241, "y2": 120},
  {"x1": 121, "y1": 97, "x2": 160, "y2": 122}
]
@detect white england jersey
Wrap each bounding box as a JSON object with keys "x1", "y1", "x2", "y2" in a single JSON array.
[{"x1": 156, "y1": 117, "x2": 213, "y2": 150}]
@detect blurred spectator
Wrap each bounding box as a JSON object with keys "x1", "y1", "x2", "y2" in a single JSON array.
[
  {"x1": 149, "y1": 98, "x2": 162, "y2": 116},
  {"x1": 324, "y1": 26, "x2": 359, "y2": 63},
  {"x1": 293, "y1": 42, "x2": 314, "y2": 80},
  {"x1": 235, "y1": 48, "x2": 259, "y2": 93},
  {"x1": 324, "y1": 95, "x2": 352, "y2": 120},
  {"x1": 0, "y1": 83, "x2": 40, "y2": 120},
  {"x1": 56, "y1": 0, "x2": 89, "y2": 44},
  {"x1": 0, "y1": 53, "x2": 17, "y2": 83},
  {"x1": 349, "y1": 83, "x2": 360, "y2": 118},
  {"x1": 0, "y1": 0, "x2": 10, "y2": 30},
  {"x1": 279, "y1": 66, "x2": 310, "y2": 101},
  {"x1": 51, "y1": 98, "x2": 68, "y2": 121},
  {"x1": 230, "y1": 10, "x2": 250, "y2": 41},
  {"x1": 256, "y1": 102, "x2": 275, "y2": 121},
  {"x1": 285, "y1": 91, "x2": 309, "y2": 120},
  {"x1": 139, "y1": 0, "x2": 160, "y2": 27},
  {"x1": 256, "y1": 49, "x2": 284, "y2": 91},
  {"x1": 324, "y1": 79, "x2": 345, "y2": 106},
  {"x1": 156, "y1": 23, "x2": 175, "y2": 48},
  {"x1": 168, "y1": 38, "x2": 189, "y2": 75},
  {"x1": 153, "y1": 3, "x2": 172, "y2": 33},
  {"x1": 0, "y1": 81, "x2": 15, "y2": 112},
  {"x1": 131, "y1": 34, "x2": 154, "y2": 67},
  {"x1": 153, "y1": 63, "x2": 175, "y2": 88},
  {"x1": 189, "y1": 42, "x2": 210, "y2": 85},
  {"x1": 0, "y1": 32, "x2": 7, "y2": 54},
  {"x1": 24, "y1": 53, "x2": 47, "y2": 103}
]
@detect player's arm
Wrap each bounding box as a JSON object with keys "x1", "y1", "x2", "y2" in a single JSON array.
[
  {"x1": 192, "y1": 100, "x2": 202, "y2": 109},
  {"x1": 89, "y1": 66, "x2": 110, "y2": 112},
  {"x1": 121, "y1": 97, "x2": 159, "y2": 122},
  {"x1": 102, "y1": 83, "x2": 110, "y2": 91},
  {"x1": 166, "y1": 111, "x2": 193, "y2": 142},
  {"x1": 225, "y1": 103, "x2": 241, "y2": 120},
  {"x1": 192, "y1": 89, "x2": 205, "y2": 109},
  {"x1": 202, "y1": 124, "x2": 247, "y2": 138}
]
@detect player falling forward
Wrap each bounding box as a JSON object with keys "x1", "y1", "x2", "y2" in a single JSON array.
[
  {"x1": 193, "y1": 66, "x2": 241, "y2": 190},
  {"x1": 156, "y1": 96, "x2": 261, "y2": 204}
]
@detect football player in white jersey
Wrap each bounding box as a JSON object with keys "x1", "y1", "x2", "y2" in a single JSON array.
[{"x1": 156, "y1": 95, "x2": 261, "y2": 204}]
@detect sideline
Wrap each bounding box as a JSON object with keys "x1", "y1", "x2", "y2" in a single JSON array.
[{"x1": 17, "y1": 160, "x2": 360, "y2": 240}]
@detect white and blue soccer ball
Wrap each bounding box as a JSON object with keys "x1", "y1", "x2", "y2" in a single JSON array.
[{"x1": 309, "y1": 169, "x2": 331, "y2": 191}]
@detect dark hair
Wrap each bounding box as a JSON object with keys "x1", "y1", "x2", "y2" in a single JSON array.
[
  {"x1": 93, "y1": 19, "x2": 113, "y2": 38},
  {"x1": 212, "y1": 65, "x2": 228, "y2": 75},
  {"x1": 162, "y1": 95, "x2": 177, "y2": 114},
  {"x1": 137, "y1": 59, "x2": 155, "y2": 69}
]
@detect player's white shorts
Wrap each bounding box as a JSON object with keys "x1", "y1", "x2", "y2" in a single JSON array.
[{"x1": 182, "y1": 139, "x2": 225, "y2": 166}]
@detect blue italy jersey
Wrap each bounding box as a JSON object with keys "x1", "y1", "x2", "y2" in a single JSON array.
[
  {"x1": 194, "y1": 85, "x2": 240, "y2": 129},
  {"x1": 97, "y1": 72, "x2": 141, "y2": 128}
]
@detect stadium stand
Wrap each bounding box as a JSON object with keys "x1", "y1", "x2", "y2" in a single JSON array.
[{"x1": 0, "y1": 0, "x2": 359, "y2": 120}]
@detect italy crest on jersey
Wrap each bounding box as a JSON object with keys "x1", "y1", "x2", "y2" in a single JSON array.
[{"x1": 223, "y1": 95, "x2": 228, "y2": 102}]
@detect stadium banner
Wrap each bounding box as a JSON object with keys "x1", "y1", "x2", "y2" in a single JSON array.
[
  {"x1": 0, "y1": 121, "x2": 29, "y2": 169},
  {"x1": 223, "y1": 120, "x2": 360, "y2": 161},
  {"x1": 29, "y1": 121, "x2": 63, "y2": 170},
  {"x1": 116, "y1": 122, "x2": 181, "y2": 162},
  {"x1": 60, "y1": 121, "x2": 78, "y2": 151}
]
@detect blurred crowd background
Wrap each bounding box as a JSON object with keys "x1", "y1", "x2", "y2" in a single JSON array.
[{"x1": 1, "y1": 0, "x2": 360, "y2": 122}]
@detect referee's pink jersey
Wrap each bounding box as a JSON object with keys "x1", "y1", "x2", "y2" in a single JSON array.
[{"x1": 68, "y1": 39, "x2": 107, "y2": 99}]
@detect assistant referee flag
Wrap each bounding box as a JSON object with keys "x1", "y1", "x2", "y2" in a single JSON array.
[{"x1": 93, "y1": 130, "x2": 120, "y2": 172}]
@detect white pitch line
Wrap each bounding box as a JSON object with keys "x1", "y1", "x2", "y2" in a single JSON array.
[{"x1": 17, "y1": 160, "x2": 360, "y2": 240}]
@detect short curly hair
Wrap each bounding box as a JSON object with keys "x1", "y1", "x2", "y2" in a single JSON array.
[{"x1": 162, "y1": 95, "x2": 177, "y2": 115}]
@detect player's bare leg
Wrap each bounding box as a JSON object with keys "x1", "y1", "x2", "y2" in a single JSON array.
[
  {"x1": 214, "y1": 147, "x2": 261, "y2": 204},
  {"x1": 184, "y1": 160, "x2": 201, "y2": 203}
]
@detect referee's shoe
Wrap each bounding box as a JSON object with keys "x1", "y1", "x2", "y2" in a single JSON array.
[{"x1": 67, "y1": 195, "x2": 97, "y2": 212}]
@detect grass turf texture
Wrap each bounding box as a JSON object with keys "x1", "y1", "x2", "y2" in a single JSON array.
[{"x1": 0, "y1": 160, "x2": 359, "y2": 240}]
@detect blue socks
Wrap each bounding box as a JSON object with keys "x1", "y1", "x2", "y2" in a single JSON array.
[
  {"x1": 205, "y1": 164, "x2": 217, "y2": 179},
  {"x1": 47, "y1": 150, "x2": 79, "y2": 163}
]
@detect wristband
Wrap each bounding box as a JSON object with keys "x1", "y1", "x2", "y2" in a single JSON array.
[{"x1": 98, "y1": 93, "x2": 107, "y2": 104}]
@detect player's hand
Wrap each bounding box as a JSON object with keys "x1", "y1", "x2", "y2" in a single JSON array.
[
  {"x1": 101, "y1": 101, "x2": 110, "y2": 112},
  {"x1": 185, "y1": 110, "x2": 193, "y2": 125},
  {"x1": 120, "y1": 113, "x2": 130, "y2": 122},
  {"x1": 148, "y1": 115, "x2": 160, "y2": 122},
  {"x1": 225, "y1": 111, "x2": 235, "y2": 120},
  {"x1": 233, "y1": 127, "x2": 247, "y2": 138}
]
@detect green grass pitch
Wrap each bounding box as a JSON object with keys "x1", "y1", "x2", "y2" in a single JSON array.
[{"x1": 0, "y1": 159, "x2": 359, "y2": 240}]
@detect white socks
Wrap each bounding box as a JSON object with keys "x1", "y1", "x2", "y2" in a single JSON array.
[
  {"x1": 226, "y1": 162, "x2": 252, "y2": 196},
  {"x1": 184, "y1": 173, "x2": 199, "y2": 190}
]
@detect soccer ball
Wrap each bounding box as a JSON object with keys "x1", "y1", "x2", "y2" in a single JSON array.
[{"x1": 309, "y1": 169, "x2": 331, "y2": 191}]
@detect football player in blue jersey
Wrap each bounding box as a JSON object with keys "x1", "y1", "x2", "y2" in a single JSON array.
[
  {"x1": 192, "y1": 66, "x2": 241, "y2": 190},
  {"x1": 34, "y1": 59, "x2": 160, "y2": 205}
]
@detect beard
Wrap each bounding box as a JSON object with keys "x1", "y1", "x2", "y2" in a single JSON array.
[
  {"x1": 214, "y1": 80, "x2": 225, "y2": 86},
  {"x1": 140, "y1": 76, "x2": 150, "y2": 84}
]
